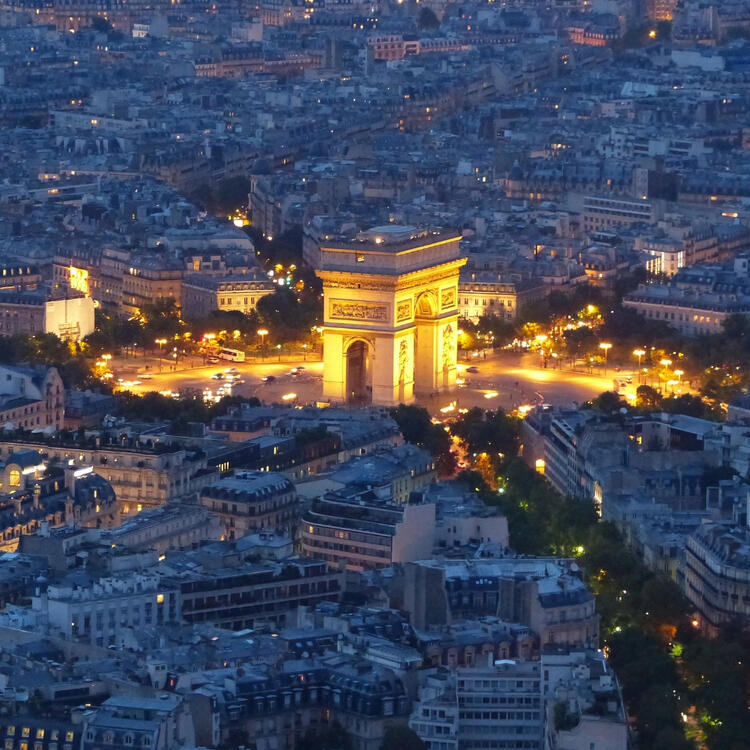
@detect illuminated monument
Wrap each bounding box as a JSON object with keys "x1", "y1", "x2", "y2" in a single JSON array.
[{"x1": 316, "y1": 226, "x2": 465, "y2": 405}]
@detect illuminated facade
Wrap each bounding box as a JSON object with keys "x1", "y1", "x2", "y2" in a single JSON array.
[
  {"x1": 647, "y1": 0, "x2": 677, "y2": 21},
  {"x1": 68, "y1": 265, "x2": 90, "y2": 295},
  {"x1": 316, "y1": 226, "x2": 465, "y2": 406},
  {"x1": 0, "y1": 453, "x2": 117, "y2": 552}
]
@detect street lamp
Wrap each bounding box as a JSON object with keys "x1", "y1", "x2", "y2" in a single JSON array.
[
  {"x1": 599, "y1": 342, "x2": 612, "y2": 375},
  {"x1": 633, "y1": 349, "x2": 646, "y2": 383},
  {"x1": 155, "y1": 339, "x2": 167, "y2": 372},
  {"x1": 257, "y1": 329, "x2": 269, "y2": 361},
  {"x1": 674, "y1": 369, "x2": 683, "y2": 390}
]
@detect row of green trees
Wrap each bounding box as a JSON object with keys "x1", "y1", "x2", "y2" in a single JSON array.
[{"x1": 85, "y1": 284, "x2": 322, "y2": 358}]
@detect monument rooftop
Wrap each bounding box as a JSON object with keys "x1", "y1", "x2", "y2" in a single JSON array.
[{"x1": 317, "y1": 226, "x2": 463, "y2": 276}]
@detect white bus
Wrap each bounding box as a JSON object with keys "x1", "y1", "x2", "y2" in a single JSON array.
[{"x1": 218, "y1": 347, "x2": 246, "y2": 363}]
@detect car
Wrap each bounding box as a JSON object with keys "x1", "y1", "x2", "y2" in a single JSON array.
[
  {"x1": 262, "y1": 375, "x2": 276, "y2": 383},
  {"x1": 207, "y1": 356, "x2": 220, "y2": 364},
  {"x1": 212, "y1": 373, "x2": 224, "y2": 380},
  {"x1": 466, "y1": 366, "x2": 479, "y2": 373},
  {"x1": 140, "y1": 373, "x2": 153, "y2": 380}
]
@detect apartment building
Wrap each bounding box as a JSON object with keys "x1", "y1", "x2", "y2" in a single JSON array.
[
  {"x1": 458, "y1": 271, "x2": 522, "y2": 322},
  {"x1": 198, "y1": 653, "x2": 410, "y2": 750},
  {"x1": 685, "y1": 521, "x2": 750, "y2": 635},
  {"x1": 34, "y1": 571, "x2": 179, "y2": 646},
  {"x1": 0, "y1": 436, "x2": 218, "y2": 513},
  {"x1": 198, "y1": 470, "x2": 299, "y2": 539},
  {"x1": 121, "y1": 255, "x2": 184, "y2": 314},
  {"x1": 402, "y1": 559, "x2": 599, "y2": 649},
  {"x1": 164, "y1": 553, "x2": 342, "y2": 630},
  {"x1": 102, "y1": 503, "x2": 223, "y2": 553},
  {"x1": 181, "y1": 270, "x2": 274, "y2": 318},
  {"x1": 300, "y1": 443, "x2": 436, "y2": 505},
  {"x1": 623, "y1": 254, "x2": 750, "y2": 336},
  {"x1": 582, "y1": 195, "x2": 654, "y2": 233},
  {"x1": 542, "y1": 648, "x2": 628, "y2": 750},
  {"x1": 300, "y1": 488, "x2": 436, "y2": 571},
  {"x1": 457, "y1": 660, "x2": 544, "y2": 750},
  {"x1": 0, "y1": 292, "x2": 94, "y2": 340},
  {"x1": 0, "y1": 365, "x2": 64, "y2": 433},
  {"x1": 82, "y1": 695, "x2": 195, "y2": 750}
]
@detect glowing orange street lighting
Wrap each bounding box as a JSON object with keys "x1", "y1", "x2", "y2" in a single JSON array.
[
  {"x1": 257, "y1": 328, "x2": 269, "y2": 361},
  {"x1": 633, "y1": 348, "x2": 645, "y2": 366},
  {"x1": 599, "y1": 342, "x2": 612, "y2": 374}
]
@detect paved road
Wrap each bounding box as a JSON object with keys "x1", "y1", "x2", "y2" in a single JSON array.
[
  {"x1": 452, "y1": 352, "x2": 637, "y2": 412},
  {"x1": 113, "y1": 355, "x2": 325, "y2": 405},
  {"x1": 113, "y1": 351, "x2": 634, "y2": 413}
]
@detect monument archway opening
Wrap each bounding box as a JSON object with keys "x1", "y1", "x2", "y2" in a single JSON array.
[{"x1": 345, "y1": 339, "x2": 371, "y2": 404}]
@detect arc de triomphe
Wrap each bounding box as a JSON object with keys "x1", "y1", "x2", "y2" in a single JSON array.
[{"x1": 315, "y1": 226, "x2": 466, "y2": 406}]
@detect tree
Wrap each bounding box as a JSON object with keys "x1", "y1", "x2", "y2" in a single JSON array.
[
  {"x1": 90, "y1": 16, "x2": 112, "y2": 33},
  {"x1": 186, "y1": 309, "x2": 259, "y2": 341},
  {"x1": 651, "y1": 728, "x2": 694, "y2": 750},
  {"x1": 380, "y1": 726, "x2": 425, "y2": 750},
  {"x1": 417, "y1": 7, "x2": 440, "y2": 30},
  {"x1": 477, "y1": 315, "x2": 516, "y2": 348},
  {"x1": 256, "y1": 287, "x2": 321, "y2": 344},
  {"x1": 215, "y1": 176, "x2": 252, "y2": 213},
  {"x1": 722, "y1": 313, "x2": 750, "y2": 346},
  {"x1": 452, "y1": 408, "x2": 519, "y2": 462},
  {"x1": 223, "y1": 729, "x2": 254, "y2": 750},
  {"x1": 140, "y1": 298, "x2": 181, "y2": 338},
  {"x1": 660, "y1": 394, "x2": 718, "y2": 420},
  {"x1": 600, "y1": 305, "x2": 673, "y2": 347},
  {"x1": 299, "y1": 723, "x2": 351, "y2": 750},
  {"x1": 390, "y1": 404, "x2": 455, "y2": 476},
  {"x1": 636, "y1": 385, "x2": 662, "y2": 410},
  {"x1": 563, "y1": 326, "x2": 598, "y2": 358},
  {"x1": 637, "y1": 576, "x2": 691, "y2": 631},
  {"x1": 587, "y1": 391, "x2": 626, "y2": 413}
]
